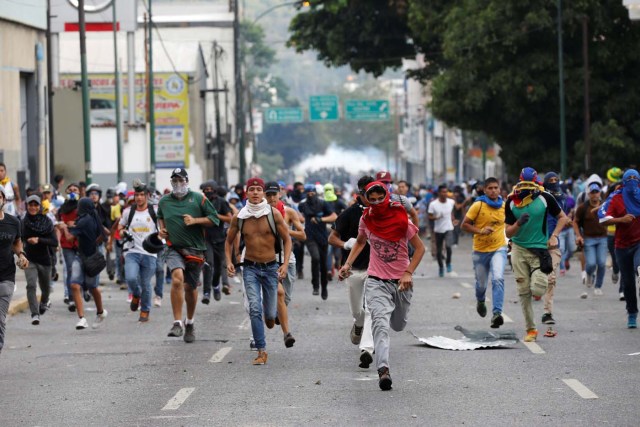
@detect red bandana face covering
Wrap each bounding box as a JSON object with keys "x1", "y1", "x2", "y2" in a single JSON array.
[{"x1": 362, "y1": 181, "x2": 408, "y2": 242}]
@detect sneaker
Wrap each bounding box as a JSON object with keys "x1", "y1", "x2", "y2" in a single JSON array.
[
  {"x1": 252, "y1": 350, "x2": 268, "y2": 365},
  {"x1": 446, "y1": 264, "x2": 452, "y2": 273},
  {"x1": 120, "y1": 283, "x2": 128, "y2": 290},
  {"x1": 581, "y1": 271, "x2": 587, "y2": 285},
  {"x1": 201, "y1": 293, "x2": 211, "y2": 305},
  {"x1": 127, "y1": 293, "x2": 133, "y2": 303},
  {"x1": 184, "y1": 323, "x2": 195, "y2": 343},
  {"x1": 476, "y1": 301, "x2": 487, "y2": 318},
  {"x1": 222, "y1": 284, "x2": 231, "y2": 295},
  {"x1": 580, "y1": 292, "x2": 588, "y2": 299},
  {"x1": 620, "y1": 292, "x2": 626, "y2": 301},
  {"x1": 68, "y1": 301, "x2": 76, "y2": 312},
  {"x1": 350, "y1": 323, "x2": 363, "y2": 345},
  {"x1": 93, "y1": 310, "x2": 108, "y2": 329},
  {"x1": 284, "y1": 333, "x2": 296, "y2": 348},
  {"x1": 541, "y1": 312, "x2": 555, "y2": 324},
  {"x1": 378, "y1": 367, "x2": 392, "y2": 391},
  {"x1": 168, "y1": 322, "x2": 183, "y2": 337},
  {"x1": 359, "y1": 350, "x2": 373, "y2": 369},
  {"x1": 31, "y1": 314, "x2": 40, "y2": 325},
  {"x1": 153, "y1": 296, "x2": 162, "y2": 307},
  {"x1": 524, "y1": 329, "x2": 538, "y2": 342},
  {"x1": 249, "y1": 339, "x2": 257, "y2": 350},
  {"x1": 565, "y1": 259, "x2": 571, "y2": 271},
  {"x1": 297, "y1": 271, "x2": 304, "y2": 280},
  {"x1": 628, "y1": 314, "x2": 638, "y2": 329},
  {"x1": 83, "y1": 290, "x2": 91, "y2": 302},
  {"x1": 612, "y1": 272, "x2": 619, "y2": 285},
  {"x1": 63, "y1": 297, "x2": 69, "y2": 305},
  {"x1": 39, "y1": 300, "x2": 51, "y2": 315},
  {"x1": 438, "y1": 267, "x2": 444, "y2": 278},
  {"x1": 213, "y1": 287, "x2": 222, "y2": 301},
  {"x1": 75, "y1": 317, "x2": 88, "y2": 330},
  {"x1": 312, "y1": 288, "x2": 319, "y2": 296},
  {"x1": 108, "y1": 272, "x2": 115, "y2": 281},
  {"x1": 490, "y1": 313, "x2": 504, "y2": 328},
  {"x1": 130, "y1": 295, "x2": 140, "y2": 311},
  {"x1": 594, "y1": 288, "x2": 603, "y2": 296},
  {"x1": 139, "y1": 311, "x2": 150, "y2": 322}
]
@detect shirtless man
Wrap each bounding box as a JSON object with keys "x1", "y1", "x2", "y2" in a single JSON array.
[
  {"x1": 225, "y1": 178, "x2": 292, "y2": 365},
  {"x1": 265, "y1": 181, "x2": 306, "y2": 348}
]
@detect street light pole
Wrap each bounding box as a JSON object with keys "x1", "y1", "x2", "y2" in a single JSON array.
[
  {"x1": 113, "y1": 0, "x2": 123, "y2": 183},
  {"x1": 78, "y1": 0, "x2": 92, "y2": 184},
  {"x1": 557, "y1": 0, "x2": 567, "y2": 178},
  {"x1": 234, "y1": 0, "x2": 245, "y2": 183},
  {"x1": 148, "y1": 0, "x2": 156, "y2": 187}
]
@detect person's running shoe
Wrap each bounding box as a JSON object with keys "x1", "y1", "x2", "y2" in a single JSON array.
[
  {"x1": 581, "y1": 271, "x2": 587, "y2": 285},
  {"x1": 83, "y1": 290, "x2": 91, "y2": 302},
  {"x1": 524, "y1": 329, "x2": 538, "y2": 342},
  {"x1": 63, "y1": 297, "x2": 69, "y2": 305},
  {"x1": 594, "y1": 288, "x2": 603, "y2": 296},
  {"x1": 312, "y1": 288, "x2": 319, "y2": 296},
  {"x1": 68, "y1": 301, "x2": 76, "y2": 312},
  {"x1": 612, "y1": 271, "x2": 619, "y2": 284},
  {"x1": 222, "y1": 284, "x2": 231, "y2": 295},
  {"x1": 438, "y1": 267, "x2": 444, "y2": 278},
  {"x1": 153, "y1": 296, "x2": 162, "y2": 307},
  {"x1": 351, "y1": 323, "x2": 363, "y2": 345},
  {"x1": 127, "y1": 293, "x2": 133, "y2": 303},
  {"x1": 321, "y1": 287, "x2": 328, "y2": 300},
  {"x1": 378, "y1": 367, "x2": 392, "y2": 391},
  {"x1": 580, "y1": 292, "x2": 588, "y2": 299},
  {"x1": 620, "y1": 292, "x2": 626, "y2": 301},
  {"x1": 201, "y1": 293, "x2": 210, "y2": 305},
  {"x1": 541, "y1": 312, "x2": 555, "y2": 324},
  {"x1": 252, "y1": 350, "x2": 268, "y2": 365},
  {"x1": 628, "y1": 314, "x2": 638, "y2": 329},
  {"x1": 119, "y1": 282, "x2": 127, "y2": 290},
  {"x1": 130, "y1": 295, "x2": 140, "y2": 311},
  {"x1": 75, "y1": 317, "x2": 88, "y2": 330},
  {"x1": 297, "y1": 271, "x2": 304, "y2": 280},
  {"x1": 359, "y1": 350, "x2": 373, "y2": 369},
  {"x1": 274, "y1": 316, "x2": 280, "y2": 326},
  {"x1": 284, "y1": 333, "x2": 295, "y2": 348},
  {"x1": 446, "y1": 264, "x2": 453, "y2": 273},
  {"x1": 213, "y1": 287, "x2": 222, "y2": 301},
  {"x1": 39, "y1": 300, "x2": 51, "y2": 315},
  {"x1": 184, "y1": 323, "x2": 195, "y2": 343},
  {"x1": 490, "y1": 313, "x2": 504, "y2": 328},
  {"x1": 92, "y1": 309, "x2": 108, "y2": 329},
  {"x1": 476, "y1": 301, "x2": 487, "y2": 318},
  {"x1": 139, "y1": 311, "x2": 150, "y2": 322},
  {"x1": 565, "y1": 259, "x2": 571, "y2": 271},
  {"x1": 31, "y1": 314, "x2": 40, "y2": 325},
  {"x1": 168, "y1": 322, "x2": 184, "y2": 337},
  {"x1": 249, "y1": 339, "x2": 256, "y2": 350}
]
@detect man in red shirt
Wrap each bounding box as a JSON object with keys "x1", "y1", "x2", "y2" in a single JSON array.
[
  {"x1": 599, "y1": 169, "x2": 640, "y2": 328},
  {"x1": 55, "y1": 183, "x2": 80, "y2": 310}
]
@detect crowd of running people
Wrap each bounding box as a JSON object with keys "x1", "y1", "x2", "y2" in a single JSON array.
[{"x1": 0, "y1": 161, "x2": 638, "y2": 391}]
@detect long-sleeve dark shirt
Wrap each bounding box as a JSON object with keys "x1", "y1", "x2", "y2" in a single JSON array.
[{"x1": 22, "y1": 222, "x2": 58, "y2": 266}]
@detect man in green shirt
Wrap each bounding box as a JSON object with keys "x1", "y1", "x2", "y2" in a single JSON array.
[
  {"x1": 505, "y1": 168, "x2": 567, "y2": 343},
  {"x1": 158, "y1": 168, "x2": 219, "y2": 343}
]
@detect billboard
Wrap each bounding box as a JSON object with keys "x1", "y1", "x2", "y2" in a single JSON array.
[{"x1": 59, "y1": 72, "x2": 190, "y2": 168}]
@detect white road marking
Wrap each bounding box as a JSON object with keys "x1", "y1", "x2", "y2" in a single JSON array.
[
  {"x1": 502, "y1": 313, "x2": 513, "y2": 323},
  {"x1": 209, "y1": 347, "x2": 232, "y2": 363},
  {"x1": 562, "y1": 379, "x2": 598, "y2": 399},
  {"x1": 628, "y1": 352, "x2": 640, "y2": 356},
  {"x1": 238, "y1": 317, "x2": 250, "y2": 330},
  {"x1": 162, "y1": 388, "x2": 195, "y2": 411},
  {"x1": 459, "y1": 282, "x2": 472, "y2": 289},
  {"x1": 523, "y1": 341, "x2": 545, "y2": 354},
  {"x1": 229, "y1": 301, "x2": 240, "y2": 305}
]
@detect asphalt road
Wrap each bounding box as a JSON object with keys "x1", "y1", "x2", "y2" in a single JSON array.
[{"x1": 1, "y1": 235, "x2": 639, "y2": 426}]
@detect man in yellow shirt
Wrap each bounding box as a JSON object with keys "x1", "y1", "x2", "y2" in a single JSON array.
[{"x1": 461, "y1": 177, "x2": 507, "y2": 328}]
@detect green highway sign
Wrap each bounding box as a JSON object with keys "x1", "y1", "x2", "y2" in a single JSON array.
[
  {"x1": 345, "y1": 99, "x2": 390, "y2": 121},
  {"x1": 309, "y1": 95, "x2": 339, "y2": 122},
  {"x1": 265, "y1": 107, "x2": 304, "y2": 124}
]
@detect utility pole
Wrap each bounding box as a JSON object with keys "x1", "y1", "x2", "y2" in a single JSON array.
[
  {"x1": 213, "y1": 42, "x2": 225, "y2": 185},
  {"x1": 234, "y1": 0, "x2": 246, "y2": 182},
  {"x1": 582, "y1": 16, "x2": 591, "y2": 171},
  {"x1": 148, "y1": 0, "x2": 156, "y2": 187},
  {"x1": 557, "y1": 0, "x2": 567, "y2": 178},
  {"x1": 78, "y1": 0, "x2": 92, "y2": 184},
  {"x1": 113, "y1": 0, "x2": 123, "y2": 182},
  {"x1": 46, "y1": 0, "x2": 55, "y2": 183}
]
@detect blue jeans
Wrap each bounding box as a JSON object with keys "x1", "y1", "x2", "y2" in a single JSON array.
[
  {"x1": 243, "y1": 263, "x2": 279, "y2": 350},
  {"x1": 472, "y1": 248, "x2": 507, "y2": 314},
  {"x1": 62, "y1": 248, "x2": 77, "y2": 298},
  {"x1": 559, "y1": 228, "x2": 576, "y2": 271},
  {"x1": 124, "y1": 252, "x2": 157, "y2": 313},
  {"x1": 584, "y1": 237, "x2": 607, "y2": 289},
  {"x1": 615, "y1": 243, "x2": 640, "y2": 315},
  {"x1": 154, "y1": 247, "x2": 165, "y2": 298}
]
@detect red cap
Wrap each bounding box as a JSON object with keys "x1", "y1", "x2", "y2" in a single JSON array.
[
  {"x1": 245, "y1": 177, "x2": 265, "y2": 190},
  {"x1": 375, "y1": 171, "x2": 393, "y2": 183}
]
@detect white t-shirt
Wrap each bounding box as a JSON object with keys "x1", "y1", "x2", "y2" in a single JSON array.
[
  {"x1": 119, "y1": 207, "x2": 158, "y2": 257},
  {"x1": 428, "y1": 198, "x2": 455, "y2": 233}
]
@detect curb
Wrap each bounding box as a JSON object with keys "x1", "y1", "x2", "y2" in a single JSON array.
[{"x1": 8, "y1": 297, "x2": 30, "y2": 316}]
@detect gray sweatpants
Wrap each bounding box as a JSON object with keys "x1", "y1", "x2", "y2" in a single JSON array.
[
  {"x1": 365, "y1": 276, "x2": 413, "y2": 371},
  {"x1": 25, "y1": 262, "x2": 51, "y2": 316},
  {"x1": 0, "y1": 280, "x2": 15, "y2": 354}
]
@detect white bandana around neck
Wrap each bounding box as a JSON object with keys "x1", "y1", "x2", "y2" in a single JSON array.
[{"x1": 237, "y1": 198, "x2": 271, "y2": 219}]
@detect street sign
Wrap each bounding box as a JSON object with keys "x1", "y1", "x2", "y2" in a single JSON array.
[
  {"x1": 345, "y1": 99, "x2": 390, "y2": 121},
  {"x1": 309, "y1": 95, "x2": 339, "y2": 122},
  {"x1": 265, "y1": 107, "x2": 304, "y2": 124}
]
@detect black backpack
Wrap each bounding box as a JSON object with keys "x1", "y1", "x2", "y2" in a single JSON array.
[{"x1": 125, "y1": 205, "x2": 158, "y2": 230}]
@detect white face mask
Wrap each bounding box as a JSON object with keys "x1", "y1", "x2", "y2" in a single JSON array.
[{"x1": 172, "y1": 181, "x2": 189, "y2": 198}]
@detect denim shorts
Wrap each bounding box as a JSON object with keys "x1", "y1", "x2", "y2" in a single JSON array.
[
  {"x1": 70, "y1": 255, "x2": 99, "y2": 289},
  {"x1": 165, "y1": 247, "x2": 204, "y2": 290}
]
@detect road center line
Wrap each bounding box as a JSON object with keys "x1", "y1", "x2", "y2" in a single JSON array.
[
  {"x1": 562, "y1": 379, "x2": 598, "y2": 399},
  {"x1": 238, "y1": 317, "x2": 250, "y2": 330},
  {"x1": 459, "y1": 282, "x2": 473, "y2": 289},
  {"x1": 162, "y1": 388, "x2": 195, "y2": 411},
  {"x1": 209, "y1": 347, "x2": 232, "y2": 363},
  {"x1": 523, "y1": 341, "x2": 545, "y2": 354}
]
